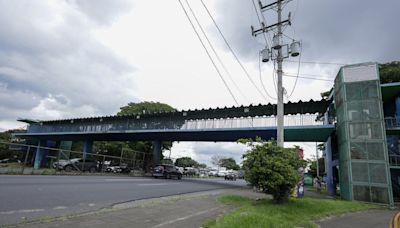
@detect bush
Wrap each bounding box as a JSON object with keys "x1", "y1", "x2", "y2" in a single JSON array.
[{"x1": 240, "y1": 139, "x2": 305, "y2": 204}]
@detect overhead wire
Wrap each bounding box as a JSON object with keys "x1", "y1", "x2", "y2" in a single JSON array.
[
  {"x1": 200, "y1": 0, "x2": 270, "y2": 103},
  {"x1": 283, "y1": 74, "x2": 334, "y2": 82},
  {"x1": 185, "y1": 0, "x2": 250, "y2": 103},
  {"x1": 251, "y1": 0, "x2": 268, "y2": 44},
  {"x1": 258, "y1": 51, "x2": 277, "y2": 100},
  {"x1": 285, "y1": 44, "x2": 302, "y2": 98},
  {"x1": 177, "y1": 0, "x2": 239, "y2": 105},
  {"x1": 285, "y1": 60, "x2": 346, "y2": 66}
]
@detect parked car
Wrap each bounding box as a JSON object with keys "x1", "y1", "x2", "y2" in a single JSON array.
[
  {"x1": 54, "y1": 158, "x2": 98, "y2": 173},
  {"x1": 152, "y1": 164, "x2": 182, "y2": 179},
  {"x1": 105, "y1": 164, "x2": 131, "y2": 174},
  {"x1": 224, "y1": 172, "x2": 237, "y2": 181}
]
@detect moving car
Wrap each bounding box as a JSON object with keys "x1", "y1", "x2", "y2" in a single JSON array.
[
  {"x1": 152, "y1": 164, "x2": 182, "y2": 179},
  {"x1": 224, "y1": 172, "x2": 237, "y2": 181},
  {"x1": 54, "y1": 158, "x2": 98, "y2": 173}
]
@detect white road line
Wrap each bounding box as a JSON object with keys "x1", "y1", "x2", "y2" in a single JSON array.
[
  {"x1": 104, "y1": 179, "x2": 151, "y2": 182},
  {"x1": 151, "y1": 206, "x2": 221, "y2": 228},
  {"x1": 137, "y1": 183, "x2": 168, "y2": 186},
  {"x1": 0, "y1": 208, "x2": 45, "y2": 215},
  {"x1": 53, "y1": 206, "x2": 67, "y2": 210}
]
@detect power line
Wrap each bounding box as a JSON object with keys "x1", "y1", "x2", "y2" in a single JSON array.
[
  {"x1": 283, "y1": 74, "x2": 334, "y2": 82},
  {"x1": 177, "y1": 0, "x2": 239, "y2": 105},
  {"x1": 185, "y1": 0, "x2": 249, "y2": 103},
  {"x1": 251, "y1": 0, "x2": 268, "y2": 45},
  {"x1": 286, "y1": 44, "x2": 302, "y2": 98},
  {"x1": 258, "y1": 51, "x2": 276, "y2": 100},
  {"x1": 285, "y1": 59, "x2": 346, "y2": 66},
  {"x1": 201, "y1": 0, "x2": 270, "y2": 103}
]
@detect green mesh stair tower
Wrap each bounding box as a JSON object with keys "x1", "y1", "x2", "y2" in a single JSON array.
[{"x1": 335, "y1": 63, "x2": 393, "y2": 205}]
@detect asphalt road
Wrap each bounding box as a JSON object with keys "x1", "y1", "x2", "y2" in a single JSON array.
[{"x1": 0, "y1": 175, "x2": 247, "y2": 226}]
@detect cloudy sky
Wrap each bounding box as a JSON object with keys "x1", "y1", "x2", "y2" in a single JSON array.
[{"x1": 0, "y1": 0, "x2": 399, "y2": 166}]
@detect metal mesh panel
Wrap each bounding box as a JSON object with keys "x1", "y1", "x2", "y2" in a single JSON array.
[
  {"x1": 353, "y1": 185, "x2": 371, "y2": 202},
  {"x1": 351, "y1": 162, "x2": 369, "y2": 182},
  {"x1": 350, "y1": 142, "x2": 367, "y2": 159},
  {"x1": 367, "y1": 142, "x2": 385, "y2": 160},
  {"x1": 371, "y1": 186, "x2": 389, "y2": 204},
  {"x1": 369, "y1": 163, "x2": 387, "y2": 184}
]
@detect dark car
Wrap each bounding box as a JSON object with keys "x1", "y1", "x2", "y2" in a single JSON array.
[
  {"x1": 105, "y1": 164, "x2": 131, "y2": 174},
  {"x1": 224, "y1": 172, "x2": 237, "y2": 181},
  {"x1": 152, "y1": 164, "x2": 182, "y2": 179},
  {"x1": 54, "y1": 158, "x2": 98, "y2": 173}
]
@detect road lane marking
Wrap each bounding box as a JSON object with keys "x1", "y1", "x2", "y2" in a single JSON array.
[
  {"x1": 137, "y1": 183, "x2": 168, "y2": 186},
  {"x1": 53, "y1": 206, "x2": 67, "y2": 210},
  {"x1": 104, "y1": 179, "x2": 151, "y2": 182},
  {"x1": 151, "y1": 206, "x2": 221, "y2": 228},
  {"x1": 0, "y1": 208, "x2": 45, "y2": 215}
]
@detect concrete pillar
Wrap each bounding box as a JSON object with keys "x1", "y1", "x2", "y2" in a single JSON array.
[
  {"x1": 152, "y1": 141, "x2": 162, "y2": 165},
  {"x1": 83, "y1": 140, "x2": 93, "y2": 159},
  {"x1": 34, "y1": 140, "x2": 47, "y2": 169},
  {"x1": 324, "y1": 136, "x2": 336, "y2": 196}
]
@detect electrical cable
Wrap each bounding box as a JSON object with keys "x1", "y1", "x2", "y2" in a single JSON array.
[
  {"x1": 283, "y1": 74, "x2": 334, "y2": 82},
  {"x1": 251, "y1": 0, "x2": 269, "y2": 44},
  {"x1": 258, "y1": 51, "x2": 277, "y2": 100},
  {"x1": 201, "y1": 0, "x2": 270, "y2": 103},
  {"x1": 177, "y1": 0, "x2": 239, "y2": 105},
  {"x1": 286, "y1": 44, "x2": 302, "y2": 98},
  {"x1": 285, "y1": 60, "x2": 346, "y2": 66},
  {"x1": 185, "y1": 0, "x2": 250, "y2": 103}
]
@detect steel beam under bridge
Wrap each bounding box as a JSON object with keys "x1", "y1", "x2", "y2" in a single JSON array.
[{"x1": 15, "y1": 125, "x2": 334, "y2": 142}]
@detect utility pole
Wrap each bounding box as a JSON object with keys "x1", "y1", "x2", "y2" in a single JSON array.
[
  {"x1": 251, "y1": 0, "x2": 301, "y2": 147},
  {"x1": 276, "y1": 0, "x2": 284, "y2": 147}
]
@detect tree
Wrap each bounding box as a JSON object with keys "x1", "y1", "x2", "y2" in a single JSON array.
[
  {"x1": 161, "y1": 158, "x2": 173, "y2": 165},
  {"x1": 240, "y1": 138, "x2": 305, "y2": 204},
  {"x1": 219, "y1": 157, "x2": 240, "y2": 170},
  {"x1": 211, "y1": 155, "x2": 225, "y2": 169},
  {"x1": 91, "y1": 101, "x2": 176, "y2": 170},
  {"x1": 380, "y1": 61, "x2": 400, "y2": 84},
  {"x1": 197, "y1": 163, "x2": 207, "y2": 169},
  {"x1": 118, "y1": 101, "x2": 175, "y2": 116},
  {"x1": 308, "y1": 157, "x2": 325, "y2": 178},
  {"x1": 175, "y1": 157, "x2": 198, "y2": 167}
]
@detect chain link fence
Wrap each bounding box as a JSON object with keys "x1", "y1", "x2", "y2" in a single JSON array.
[{"x1": 0, "y1": 141, "x2": 150, "y2": 176}]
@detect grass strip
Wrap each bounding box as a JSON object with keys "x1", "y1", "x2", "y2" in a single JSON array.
[{"x1": 205, "y1": 195, "x2": 380, "y2": 228}]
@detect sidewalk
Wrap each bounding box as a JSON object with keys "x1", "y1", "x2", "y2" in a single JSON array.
[{"x1": 317, "y1": 209, "x2": 397, "y2": 228}]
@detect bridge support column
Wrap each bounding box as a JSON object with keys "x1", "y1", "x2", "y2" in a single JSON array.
[
  {"x1": 152, "y1": 141, "x2": 162, "y2": 165},
  {"x1": 34, "y1": 140, "x2": 47, "y2": 169},
  {"x1": 83, "y1": 140, "x2": 93, "y2": 159},
  {"x1": 324, "y1": 136, "x2": 336, "y2": 196}
]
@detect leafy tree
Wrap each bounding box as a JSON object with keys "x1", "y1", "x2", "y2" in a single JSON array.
[
  {"x1": 240, "y1": 138, "x2": 305, "y2": 204},
  {"x1": 308, "y1": 157, "x2": 325, "y2": 178},
  {"x1": 91, "y1": 101, "x2": 176, "y2": 170},
  {"x1": 380, "y1": 61, "x2": 400, "y2": 84},
  {"x1": 211, "y1": 155, "x2": 225, "y2": 168},
  {"x1": 174, "y1": 156, "x2": 198, "y2": 167},
  {"x1": 118, "y1": 101, "x2": 175, "y2": 116},
  {"x1": 0, "y1": 130, "x2": 25, "y2": 160},
  {"x1": 161, "y1": 158, "x2": 173, "y2": 165},
  {"x1": 197, "y1": 163, "x2": 207, "y2": 168},
  {"x1": 220, "y1": 157, "x2": 240, "y2": 170}
]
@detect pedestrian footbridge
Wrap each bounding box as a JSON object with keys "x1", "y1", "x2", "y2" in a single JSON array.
[{"x1": 15, "y1": 99, "x2": 334, "y2": 142}]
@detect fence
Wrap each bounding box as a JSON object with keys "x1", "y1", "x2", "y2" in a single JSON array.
[{"x1": 0, "y1": 141, "x2": 150, "y2": 176}]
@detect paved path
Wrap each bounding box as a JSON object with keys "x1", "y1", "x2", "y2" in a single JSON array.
[
  {"x1": 0, "y1": 175, "x2": 247, "y2": 226},
  {"x1": 317, "y1": 209, "x2": 398, "y2": 228}
]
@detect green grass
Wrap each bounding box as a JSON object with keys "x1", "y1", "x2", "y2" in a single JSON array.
[{"x1": 205, "y1": 195, "x2": 380, "y2": 228}]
